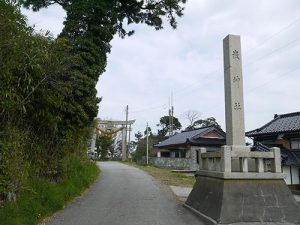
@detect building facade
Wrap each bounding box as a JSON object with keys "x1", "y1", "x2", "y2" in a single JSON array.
[
  {"x1": 246, "y1": 112, "x2": 300, "y2": 189},
  {"x1": 152, "y1": 125, "x2": 226, "y2": 170}
]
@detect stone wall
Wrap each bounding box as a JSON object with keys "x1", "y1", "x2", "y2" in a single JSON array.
[{"x1": 137, "y1": 156, "x2": 193, "y2": 170}]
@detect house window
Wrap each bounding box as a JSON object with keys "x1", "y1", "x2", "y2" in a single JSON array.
[
  {"x1": 182, "y1": 151, "x2": 186, "y2": 158},
  {"x1": 196, "y1": 150, "x2": 200, "y2": 164},
  {"x1": 291, "y1": 139, "x2": 300, "y2": 149},
  {"x1": 161, "y1": 152, "x2": 170, "y2": 157}
]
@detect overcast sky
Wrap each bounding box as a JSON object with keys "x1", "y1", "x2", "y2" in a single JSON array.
[{"x1": 22, "y1": 0, "x2": 300, "y2": 140}]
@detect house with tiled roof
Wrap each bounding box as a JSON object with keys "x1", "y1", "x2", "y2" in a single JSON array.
[
  {"x1": 246, "y1": 111, "x2": 300, "y2": 189},
  {"x1": 149, "y1": 125, "x2": 226, "y2": 170}
]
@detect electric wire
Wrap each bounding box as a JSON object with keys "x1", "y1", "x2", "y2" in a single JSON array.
[
  {"x1": 129, "y1": 103, "x2": 167, "y2": 114},
  {"x1": 172, "y1": 17, "x2": 300, "y2": 99},
  {"x1": 201, "y1": 65, "x2": 300, "y2": 116},
  {"x1": 103, "y1": 16, "x2": 300, "y2": 132},
  {"x1": 244, "y1": 16, "x2": 300, "y2": 56}
]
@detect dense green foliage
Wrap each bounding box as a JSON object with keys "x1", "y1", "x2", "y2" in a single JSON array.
[
  {"x1": 133, "y1": 124, "x2": 164, "y2": 160},
  {"x1": 185, "y1": 117, "x2": 222, "y2": 130},
  {"x1": 0, "y1": 155, "x2": 99, "y2": 225},
  {"x1": 157, "y1": 115, "x2": 182, "y2": 136},
  {"x1": 20, "y1": 0, "x2": 187, "y2": 101},
  {"x1": 0, "y1": 0, "x2": 186, "y2": 214},
  {"x1": 95, "y1": 134, "x2": 113, "y2": 160},
  {"x1": 21, "y1": 0, "x2": 186, "y2": 33},
  {"x1": 134, "y1": 131, "x2": 143, "y2": 141},
  {"x1": 0, "y1": 1, "x2": 99, "y2": 203},
  {"x1": 133, "y1": 133, "x2": 161, "y2": 161}
]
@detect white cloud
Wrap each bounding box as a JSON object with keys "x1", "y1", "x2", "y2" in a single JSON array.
[{"x1": 21, "y1": 4, "x2": 65, "y2": 37}]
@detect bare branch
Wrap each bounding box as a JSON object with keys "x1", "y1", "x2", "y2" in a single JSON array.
[{"x1": 182, "y1": 110, "x2": 202, "y2": 126}]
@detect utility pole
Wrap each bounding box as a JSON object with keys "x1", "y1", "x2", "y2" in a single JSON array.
[
  {"x1": 128, "y1": 124, "x2": 132, "y2": 153},
  {"x1": 171, "y1": 105, "x2": 174, "y2": 135},
  {"x1": 124, "y1": 105, "x2": 129, "y2": 160},
  {"x1": 146, "y1": 122, "x2": 149, "y2": 165},
  {"x1": 168, "y1": 108, "x2": 171, "y2": 136},
  {"x1": 168, "y1": 96, "x2": 171, "y2": 136},
  {"x1": 170, "y1": 92, "x2": 174, "y2": 135}
]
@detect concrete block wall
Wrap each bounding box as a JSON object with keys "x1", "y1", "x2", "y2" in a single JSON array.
[
  {"x1": 137, "y1": 156, "x2": 193, "y2": 170},
  {"x1": 190, "y1": 146, "x2": 200, "y2": 171}
]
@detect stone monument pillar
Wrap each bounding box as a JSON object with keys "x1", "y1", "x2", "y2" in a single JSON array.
[
  {"x1": 224, "y1": 35, "x2": 246, "y2": 146},
  {"x1": 121, "y1": 126, "x2": 127, "y2": 161},
  {"x1": 184, "y1": 34, "x2": 300, "y2": 225},
  {"x1": 224, "y1": 34, "x2": 250, "y2": 172}
]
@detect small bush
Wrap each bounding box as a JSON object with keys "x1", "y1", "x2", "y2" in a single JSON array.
[{"x1": 0, "y1": 155, "x2": 99, "y2": 225}]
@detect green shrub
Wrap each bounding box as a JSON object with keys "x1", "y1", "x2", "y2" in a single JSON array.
[
  {"x1": 0, "y1": 124, "x2": 29, "y2": 201},
  {"x1": 0, "y1": 155, "x2": 99, "y2": 225}
]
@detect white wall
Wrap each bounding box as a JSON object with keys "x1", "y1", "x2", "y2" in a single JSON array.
[
  {"x1": 283, "y1": 166, "x2": 291, "y2": 185},
  {"x1": 282, "y1": 166, "x2": 300, "y2": 185},
  {"x1": 157, "y1": 151, "x2": 161, "y2": 158},
  {"x1": 170, "y1": 152, "x2": 176, "y2": 158},
  {"x1": 292, "y1": 166, "x2": 299, "y2": 184}
]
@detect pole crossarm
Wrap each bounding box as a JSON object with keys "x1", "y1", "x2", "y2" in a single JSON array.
[{"x1": 98, "y1": 120, "x2": 135, "y2": 126}]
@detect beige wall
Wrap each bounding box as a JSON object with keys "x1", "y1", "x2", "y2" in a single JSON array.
[{"x1": 275, "y1": 139, "x2": 290, "y2": 149}]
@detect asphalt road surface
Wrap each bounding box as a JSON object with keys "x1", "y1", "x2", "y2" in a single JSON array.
[{"x1": 46, "y1": 161, "x2": 203, "y2": 225}]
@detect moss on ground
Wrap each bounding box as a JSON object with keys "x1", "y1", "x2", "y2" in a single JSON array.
[{"x1": 123, "y1": 162, "x2": 195, "y2": 187}]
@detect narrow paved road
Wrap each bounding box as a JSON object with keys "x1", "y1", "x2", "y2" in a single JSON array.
[{"x1": 47, "y1": 162, "x2": 203, "y2": 225}]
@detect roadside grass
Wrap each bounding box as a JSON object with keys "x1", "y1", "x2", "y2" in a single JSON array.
[
  {"x1": 0, "y1": 156, "x2": 99, "y2": 225},
  {"x1": 122, "y1": 161, "x2": 195, "y2": 188}
]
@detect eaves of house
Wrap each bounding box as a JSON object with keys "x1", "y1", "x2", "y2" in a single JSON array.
[
  {"x1": 246, "y1": 111, "x2": 300, "y2": 137},
  {"x1": 154, "y1": 125, "x2": 225, "y2": 148}
]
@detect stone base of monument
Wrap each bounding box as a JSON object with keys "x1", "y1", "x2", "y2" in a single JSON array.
[
  {"x1": 187, "y1": 34, "x2": 300, "y2": 224},
  {"x1": 185, "y1": 147, "x2": 300, "y2": 225},
  {"x1": 184, "y1": 175, "x2": 300, "y2": 225}
]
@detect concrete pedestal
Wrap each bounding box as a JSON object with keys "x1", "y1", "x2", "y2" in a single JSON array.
[{"x1": 185, "y1": 175, "x2": 300, "y2": 225}]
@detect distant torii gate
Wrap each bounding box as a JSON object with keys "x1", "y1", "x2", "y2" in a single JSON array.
[{"x1": 97, "y1": 119, "x2": 135, "y2": 161}]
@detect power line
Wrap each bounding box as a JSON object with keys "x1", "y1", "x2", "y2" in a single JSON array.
[
  {"x1": 173, "y1": 69, "x2": 221, "y2": 96},
  {"x1": 130, "y1": 18, "x2": 300, "y2": 126},
  {"x1": 136, "y1": 55, "x2": 300, "y2": 120},
  {"x1": 173, "y1": 18, "x2": 300, "y2": 99},
  {"x1": 246, "y1": 66, "x2": 300, "y2": 93},
  {"x1": 129, "y1": 103, "x2": 167, "y2": 114},
  {"x1": 133, "y1": 64, "x2": 300, "y2": 133},
  {"x1": 244, "y1": 16, "x2": 300, "y2": 56},
  {"x1": 202, "y1": 66, "x2": 300, "y2": 116},
  {"x1": 244, "y1": 36, "x2": 300, "y2": 68},
  {"x1": 174, "y1": 35, "x2": 300, "y2": 103}
]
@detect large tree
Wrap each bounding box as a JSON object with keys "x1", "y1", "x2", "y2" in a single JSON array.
[
  {"x1": 144, "y1": 126, "x2": 153, "y2": 137},
  {"x1": 157, "y1": 115, "x2": 182, "y2": 136},
  {"x1": 20, "y1": 0, "x2": 187, "y2": 71},
  {"x1": 20, "y1": 0, "x2": 187, "y2": 138},
  {"x1": 95, "y1": 134, "x2": 113, "y2": 160},
  {"x1": 134, "y1": 131, "x2": 143, "y2": 142},
  {"x1": 190, "y1": 117, "x2": 222, "y2": 130},
  {"x1": 0, "y1": 0, "x2": 187, "y2": 201},
  {"x1": 21, "y1": 0, "x2": 186, "y2": 32},
  {"x1": 182, "y1": 110, "x2": 202, "y2": 128},
  {"x1": 133, "y1": 134, "x2": 161, "y2": 161},
  {"x1": 0, "y1": 1, "x2": 78, "y2": 198}
]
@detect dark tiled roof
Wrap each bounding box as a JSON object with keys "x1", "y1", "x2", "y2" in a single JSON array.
[
  {"x1": 189, "y1": 138, "x2": 226, "y2": 146},
  {"x1": 251, "y1": 142, "x2": 270, "y2": 152},
  {"x1": 154, "y1": 125, "x2": 224, "y2": 148},
  {"x1": 246, "y1": 111, "x2": 300, "y2": 137},
  {"x1": 252, "y1": 142, "x2": 300, "y2": 166},
  {"x1": 282, "y1": 150, "x2": 300, "y2": 166}
]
